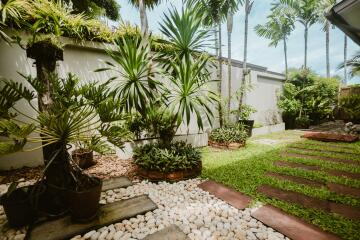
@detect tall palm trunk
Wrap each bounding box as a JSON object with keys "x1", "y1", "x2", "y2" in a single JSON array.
[
  {"x1": 238, "y1": 0, "x2": 252, "y2": 114},
  {"x1": 344, "y1": 35, "x2": 348, "y2": 85},
  {"x1": 304, "y1": 24, "x2": 308, "y2": 69},
  {"x1": 227, "y1": 13, "x2": 233, "y2": 121},
  {"x1": 139, "y1": 0, "x2": 148, "y2": 35},
  {"x1": 218, "y1": 23, "x2": 224, "y2": 127},
  {"x1": 283, "y1": 37, "x2": 288, "y2": 80},
  {"x1": 325, "y1": 24, "x2": 330, "y2": 78}
]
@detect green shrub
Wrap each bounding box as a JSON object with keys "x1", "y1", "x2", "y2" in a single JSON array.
[
  {"x1": 133, "y1": 141, "x2": 201, "y2": 172},
  {"x1": 339, "y1": 94, "x2": 360, "y2": 122},
  {"x1": 209, "y1": 124, "x2": 248, "y2": 144}
]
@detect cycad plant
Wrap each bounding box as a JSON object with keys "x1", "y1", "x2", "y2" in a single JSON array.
[{"x1": 0, "y1": 74, "x2": 132, "y2": 187}]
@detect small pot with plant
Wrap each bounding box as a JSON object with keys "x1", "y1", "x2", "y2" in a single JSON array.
[{"x1": 235, "y1": 104, "x2": 257, "y2": 137}]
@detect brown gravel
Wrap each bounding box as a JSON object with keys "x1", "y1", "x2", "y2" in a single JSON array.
[
  {"x1": 0, "y1": 166, "x2": 43, "y2": 184},
  {"x1": 84, "y1": 155, "x2": 139, "y2": 180},
  {"x1": 0, "y1": 155, "x2": 138, "y2": 184}
]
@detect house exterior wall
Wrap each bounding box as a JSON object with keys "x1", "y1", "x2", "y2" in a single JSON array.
[{"x1": 0, "y1": 38, "x2": 285, "y2": 170}]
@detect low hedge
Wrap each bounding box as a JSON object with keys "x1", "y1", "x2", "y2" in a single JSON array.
[{"x1": 133, "y1": 141, "x2": 201, "y2": 173}]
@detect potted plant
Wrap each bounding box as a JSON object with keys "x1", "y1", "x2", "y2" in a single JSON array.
[{"x1": 235, "y1": 104, "x2": 257, "y2": 137}]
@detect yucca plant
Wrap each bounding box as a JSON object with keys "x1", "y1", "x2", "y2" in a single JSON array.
[{"x1": 96, "y1": 36, "x2": 163, "y2": 114}]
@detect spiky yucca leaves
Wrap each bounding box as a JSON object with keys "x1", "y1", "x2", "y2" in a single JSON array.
[
  {"x1": 96, "y1": 36, "x2": 162, "y2": 114},
  {"x1": 166, "y1": 56, "x2": 217, "y2": 130},
  {"x1": 158, "y1": 5, "x2": 210, "y2": 62}
]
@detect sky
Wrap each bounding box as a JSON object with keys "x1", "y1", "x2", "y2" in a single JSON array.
[{"x1": 116, "y1": 0, "x2": 360, "y2": 84}]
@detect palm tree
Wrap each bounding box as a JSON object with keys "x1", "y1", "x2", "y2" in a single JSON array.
[
  {"x1": 226, "y1": 0, "x2": 242, "y2": 120},
  {"x1": 255, "y1": 7, "x2": 294, "y2": 78},
  {"x1": 276, "y1": 0, "x2": 319, "y2": 69},
  {"x1": 344, "y1": 35, "x2": 348, "y2": 85},
  {"x1": 339, "y1": 51, "x2": 360, "y2": 79},
  {"x1": 129, "y1": 0, "x2": 161, "y2": 35},
  {"x1": 238, "y1": 0, "x2": 253, "y2": 115},
  {"x1": 317, "y1": 0, "x2": 336, "y2": 78}
]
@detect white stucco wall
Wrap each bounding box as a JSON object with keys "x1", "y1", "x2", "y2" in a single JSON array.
[{"x1": 0, "y1": 37, "x2": 285, "y2": 170}]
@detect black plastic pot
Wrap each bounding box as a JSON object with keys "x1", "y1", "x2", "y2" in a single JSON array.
[
  {"x1": 72, "y1": 149, "x2": 95, "y2": 169},
  {"x1": 238, "y1": 120, "x2": 255, "y2": 137},
  {"x1": 1, "y1": 186, "x2": 36, "y2": 227},
  {"x1": 39, "y1": 183, "x2": 69, "y2": 218},
  {"x1": 67, "y1": 178, "x2": 102, "y2": 222}
]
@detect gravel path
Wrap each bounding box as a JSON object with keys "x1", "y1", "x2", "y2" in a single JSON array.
[{"x1": 0, "y1": 179, "x2": 288, "y2": 240}]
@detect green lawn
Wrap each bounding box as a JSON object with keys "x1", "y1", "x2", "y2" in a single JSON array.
[{"x1": 201, "y1": 130, "x2": 360, "y2": 240}]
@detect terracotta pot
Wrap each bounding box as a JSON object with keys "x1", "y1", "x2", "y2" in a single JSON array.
[
  {"x1": 67, "y1": 178, "x2": 102, "y2": 222},
  {"x1": 72, "y1": 149, "x2": 95, "y2": 169}
]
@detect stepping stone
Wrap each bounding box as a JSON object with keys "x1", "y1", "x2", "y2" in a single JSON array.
[
  {"x1": 326, "y1": 169, "x2": 360, "y2": 180},
  {"x1": 274, "y1": 161, "x2": 321, "y2": 171},
  {"x1": 102, "y1": 176, "x2": 133, "y2": 191},
  {"x1": 288, "y1": 146, "x2": 360, "y2": 158},
  {"x1": 198, "y1": 180, "x2": 251, "y2": 210},
  {"x1": 302, "y1": 142, "x2": 357, "y2": 151},
  {"x1": 301, "y1": 132, "x2": 358, "y2": 143},
  {"x1": 327, "y1": 183, "x2": 360, "y2": 198},
  {"x1": 258, "y1": 185, "x2": 360, "y2": 220},
  {"x1": 27, "y1": 195, "x2": 157, "y2": 240},
  {"x1": 267, "y1": 172, "x2": 360, "y2": 198},
  {"x1": 251, "y1": 205, "x2": 340, "y2": 240},
  {"x1": 266, "y1": 172, "x2": 324, "y2": 188},
  {"x1": 282, "y1": 152, "x2": 360, "y2": 166},
  {"x1": 143, "y1": 225, "x2": 189, "y2": 240}
]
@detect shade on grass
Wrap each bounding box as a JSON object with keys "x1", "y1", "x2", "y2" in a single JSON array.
[{"x1": 201, "y1": 131, "x2": 360, "y2": 240}]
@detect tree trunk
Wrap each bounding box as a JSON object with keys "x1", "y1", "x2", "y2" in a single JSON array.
[
  {"x1": 139, "y1": 0, "x2": 148, "y2": 36},
  {"x1": 218, "y1": 23, "x2": 224, "y2": 127},
  {"x1": 326, "y1": 24, "x2": 330, "y2": 78},
  {"x1": 227, "y1": 13, "x2": 233, "y2": 122},
  {"x1": 344, "y1": 35, "x2": 348, "y2": 85},
  {"x1": 304, "y1": 25, "x2": 308, "y2": 69},
  {"x1": 238, "y1": 0, "x2": 251, "y2": 115},
  {"x1": 283, "y1": 37, "x2": 288, "y2": 80}
]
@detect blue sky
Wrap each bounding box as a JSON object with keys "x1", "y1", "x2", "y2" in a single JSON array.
[{"x1": 116, "y1": 0, "x2": 360, "y2": 84}]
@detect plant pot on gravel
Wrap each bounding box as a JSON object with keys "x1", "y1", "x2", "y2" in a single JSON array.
[
  {"x1": 238, "y1": 120, "x2": 254, "y2": 137},
  {"x1": 72, "y1": 149, "x2": 96, "y2": 169},
  {"x1": 0, "y1": 184, "x2": 36, "y2": 227},
  {"x1": 67, "y1": 176, "x2": 102, "y2": 222}
]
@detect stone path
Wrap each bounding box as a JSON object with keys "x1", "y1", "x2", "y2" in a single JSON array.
[
  {"x1": 198, "y1": 180, "x2": 252, "y2": 210},
  {"x1": 258, "y1": 185, "x2": 360, "y2": 220},
  {"x1": 251, "y1": 205, "x2": 340, "y2": 240},
  {"x1": 27, "y1": 195, "x2": 157, "y2": 240},
  {"x1": 274, "y1": 160, "x2": 321, "y2": 171},
  {"x1": 143, "y1": 225, "x2": 189, "y2": 240},
  {"x1": 102, "y1": 176, "x2": 133, "y2": 192},
  {"x1": 282, "y1": 152, "x2": 360, "y2": 166}
]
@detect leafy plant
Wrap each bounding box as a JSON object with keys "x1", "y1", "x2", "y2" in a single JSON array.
[
  {"x1": 133, "y1": 141, "x2": 201, "y2": 173},
  {"x1": 339, "y1": 94, "x2": 360, "y2": 122},
  {"x1": 209, "y1": 123, "x2": 248, "y2": 144},
  {"x1": 233, "y1": 104, "x2": 256, "y2": 120}
]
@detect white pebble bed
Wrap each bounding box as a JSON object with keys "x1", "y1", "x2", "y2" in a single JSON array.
[{"x1": 0, "y1": 179, "x2": 289, "y2": 240}]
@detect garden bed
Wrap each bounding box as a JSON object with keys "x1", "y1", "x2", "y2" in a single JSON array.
[
  {"x1": 136, "y1": 162, "x2": 202, "y2": 182},
  {"x1": 208, "y1": 140, "x2": 245, "y2": 150}
]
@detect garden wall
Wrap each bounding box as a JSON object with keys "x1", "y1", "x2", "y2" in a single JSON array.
[{"x1": 0, "y1": 36, "x2": 285, "y2": 170}]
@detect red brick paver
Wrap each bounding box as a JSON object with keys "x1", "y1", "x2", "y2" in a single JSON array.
[
  {"x1": 288, "y1": 146, "x2": 360, "y2": 158},
  {"x1": 251, "y1": 205, "x2": 340, "y2": 240},
  {"x1": 198, "y1": 180, "x2": 252, "y2": 210},
  {"x1": 301, "y1": 132, "x2": 359, "y2": 143},
  {"x1": 282, "y1": 152, "x2": 360, "y2": 166},
  {"x1": 274, "y1": 161, "x2": 321, "y2": 171},
  {"x1": 258, "y1": 185, "x2": 360, "y2": 220}
]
